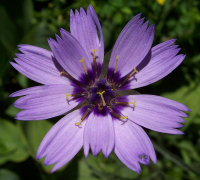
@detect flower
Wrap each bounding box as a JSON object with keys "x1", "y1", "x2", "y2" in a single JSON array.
[{"x1": 10, "y1": 5, "x2": 190, "y2": 173}]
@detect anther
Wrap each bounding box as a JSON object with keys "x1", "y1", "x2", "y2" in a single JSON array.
[
  {"x1": 75, "y1": 107, "x2": 92, "y2": 126},
  {"x1": 79, "y1": 57, "x2": 88, "y2": 74},
  {"x1": 65, "y1": 93, "x2": 73, "y2": 100},
  {"x1": 114, "y1": 55, "x2": 119, "y2": 73},
  {"x1": 97, "y1": 91, "x2": 106, "y2": 106}
]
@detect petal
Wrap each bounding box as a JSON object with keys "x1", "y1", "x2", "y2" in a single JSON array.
[
  {"x1": 11, "y1": 45, "x2": 68, "y2": 85},
  {"x1": 13, "y1": 84, "x2": 85, "y2": 120},
  {"x1": 70, "y1": 5, "x2": 104, "y2": 64},
  {"x1": 130, "y1": 39, "x2": 186, "y2": 89},
  {"x1": 48, "y1": 30, "x2": 92, "y2": 81},
  {"x1": 83, "y1": 106, "x2": 115, "y2": 158},
  {"x1": 36, "y1": 109, "x2": 84, "y2": 173},
  {"x1": 108, "y1": 14, "x2": 155, "y2": 78},
  {"x1": 114, "y1": 119, "x2": 156, "y2": 173},
  {"x1": 118, "y1": 95, "x2": 190, "y2": 134}
]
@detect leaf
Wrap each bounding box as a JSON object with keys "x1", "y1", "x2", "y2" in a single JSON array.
[
  {"x1": 0, "y1": 0, "x2": 33, "y2": 77},
  {"x1": 18, "y1": 120, "x2": 55, "y2": 172},
  {"x1": 152, "y1": 141, "x2": 200, "y2": 176},
  {"x1": 162, "y1": 81, "x2": 200, "y2": 131},
  {"x1": 0, "y1": 169, "x2": 20, "y2": 180},
  {"x1": 0, "y1": 119, "x2": 29, "y2": 165}
]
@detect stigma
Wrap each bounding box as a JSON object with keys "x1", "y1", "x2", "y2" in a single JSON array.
[
  {"x1": 79, "y1": 57, "x2": 88, "y2": 74},
  {"x1": 97, "y1": 91, "x2": 106, "y2": 106},
  {"x1": 75, "y1": 107, "x2": 92, "y2": 126},
  {"x1": 65, "y1": 93, "x2": 73, "y2": 100}
]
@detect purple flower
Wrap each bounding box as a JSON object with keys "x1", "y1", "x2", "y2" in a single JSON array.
[{"x1": 10, "y1": 5, "x2": 190, "y2": 173}]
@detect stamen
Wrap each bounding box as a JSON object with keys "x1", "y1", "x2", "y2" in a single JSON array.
[
  {"x1": 118, "y1": 67, "x2": 138, "y2": 88},
  {"x1": 91, "y1": 49, "x2": 98, "y2": 76},
  {"x1": 110, "y1": 111, "x2": 128, "y2": 120},
  {"x1": 60, "y1": 69, "x2": 73, "y2": 78},
  {"x1": 75, "y1": 107, "x2": 92, "y2": 126},
  {"x1": 91, "y1": 49, "x2": 98, "y2": 59},
  {"x1": 126, "y1": 67, "x2": 138, "y2": 81},
  {"x1": 79, "y1": 57, "x2": 88, "y2": 74},
  {"x1": 96, "y1": 91, "x2": 106, "y2": 106},
  {"x1": 120, "y1": 115, "x2": 128, "y2": 120},
  {"x1": 129, "y1": 99, "x2": 136, "y2": 107},
  {"x1": 65, "y1": 93, "x2": 73, "y2": 100},
  {"x1": 114, "y1": 55, "x2": 119, "y2": 73},
  {"x1": 116, "y1": 100, "x2": 136, "y2": 107}
]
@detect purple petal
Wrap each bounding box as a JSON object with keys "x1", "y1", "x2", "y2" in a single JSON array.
[
  {"x1": 11, "y1": 45, "x2": 67, "y2": 85},
  {"x1": 83, "y1": 107, "x2": 115, "y2": 158},
  {"x1": 36, "y1": 109, "x2": 84, "y2": 173},
  {"x1": 118, "y1": 95, "x2": 190, "y2": 134},
  {"x1": 130, "y1": 40, "x2": 186, "y2": 89},
  {"x1": 14, "y1": 84, "x2": 84, "y2": 120},
  {"x1": 48, "y1": 30, "x2": 92, "y2": 81},
  {"x1": 108, "y1": 14, "x2": 155, "y2": 77},
  {"x1": 70, "y1": 5, "x2": 104, "y2": 64},
  {"x1": 114, "y1": 119, "x2": 156, "y2": 173}
]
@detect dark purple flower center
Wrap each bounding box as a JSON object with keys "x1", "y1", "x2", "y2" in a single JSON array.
[{"x1": 60, "y1": 52, "x2": 138, "y2": 126}]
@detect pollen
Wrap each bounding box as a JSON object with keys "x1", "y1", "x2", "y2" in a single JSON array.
[
  {"x1": 65, "y1": 92, "x2": 73, "y2": 100},
  {"x1": 114, "y1": 55, "x2": 119, "y2": 73},
  {"x1": 97, "y1": 91, "x2": 106, "y2": 106},
  {"x1": 79, "y1": 57, "x2": 88, "y2": 74}
]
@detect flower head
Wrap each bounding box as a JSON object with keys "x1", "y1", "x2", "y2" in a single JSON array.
[{"x1": 10, "y1": 5, "x2": 190, "y2": 173}]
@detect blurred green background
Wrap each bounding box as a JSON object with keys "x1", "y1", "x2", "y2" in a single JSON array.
[{"x1": 0, "y1": 0, "x2": 200, "y2": 179}]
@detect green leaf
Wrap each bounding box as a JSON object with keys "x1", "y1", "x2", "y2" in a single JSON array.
[
  {"x1": 161, "y1": 81, "x2": 200, "y2": 131},
  {"x1": 152, "y1": 141, "x2": 200, "y2": 176},
  {"x1": 0, "y1": 119, "x2": 29, "y2": 165},
  {"x1": 18, "y1": 120, "x2": 55, "y2": 172},
  {"x1": 0, "y1": 169, "x2": 20, "y2": 180},
  {"x1": 18, "y1": 119, "x2": 70, "y2": 173}
]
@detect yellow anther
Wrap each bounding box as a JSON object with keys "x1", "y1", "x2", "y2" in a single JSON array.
[
  {"x1": 97, "y1": 91, "x2": 106, "y2": 106},
  {"x1": 65, "y1": 93, "x2": 73, "y2": 100},
  {"x1": 128, "y1": 99, "x2": 136, "y2": 107},
  {"x1": 120, "y1": 115, "x2": 128, "y2": 120},
  {"x1": 60, "y1": 69, "x2": 68, "y2": 76},
  {"x1": 91, "y1": 49, "x2": 98, "y2": 59},
  {"x1": 79, "y1": 57, "x2": 88, "y2": 74},
  {"x1": 114, "y1": 55, "x2": 119, "y2": 73}
]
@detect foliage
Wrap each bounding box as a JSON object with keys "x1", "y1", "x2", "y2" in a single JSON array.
[{"x1": 0, "y1": 0, "x2": 200, "y2": 179}]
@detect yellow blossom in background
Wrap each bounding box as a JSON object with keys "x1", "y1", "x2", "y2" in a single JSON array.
[{"x1": 156, "y1": 0, "x2": 166, "y2": 5}]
